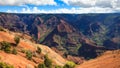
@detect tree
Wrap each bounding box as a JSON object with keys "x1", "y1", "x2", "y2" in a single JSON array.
[
  {"x1": 63, "y1": 61, "x2": 76, "y2": 68},
  {"x1": 12, "y1": 48, "x2": 17, "y2": 55},
  {"x1": 44, "y1": 55, "x2": 52, "y2": 68},
  {"x1": 55, "y1": 65, "x2": 63, "y2": 68},
  {"x1": 26, "y1": 50, "x2": 33, "y2": 60},
  {"x1": 0, "y1": 41, "x2": 11, "y2": 53},
  {"x1": 14, "y1": 36, "x2": 20, "y2": 46},
  {"x1": 36, "y1": 47, "x2": 42, "y2": 54},
  {"x1": 0, "y1": 62, "x2": 14, "y2": 68},
  {"x1": 38, "y1": 63, "x2": 46, "y2": 68}
]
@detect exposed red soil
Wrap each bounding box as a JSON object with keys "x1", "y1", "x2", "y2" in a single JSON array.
[
  {"x1": 0, "y1": 30, "x2": 67, "y2": 67},
  {"x1": 76, "y1": 50, "x2": 120, "y2": 68}
]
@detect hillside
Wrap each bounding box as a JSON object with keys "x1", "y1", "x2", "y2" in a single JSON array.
[
  {"x1": 0, "y1": 28, "x2": 67, "y2": 68},
  {"x1": 0, "y1": 13, "x2": 110, "y2": 60},
  {"x1": 76, "y1": 50, "x2": 120, "y2": 68},
  {"x1": 0, "y1": 13, "x2": 120, "y2": 68}
]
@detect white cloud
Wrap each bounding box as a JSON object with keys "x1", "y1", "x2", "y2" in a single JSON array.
[
  {"x1": 7, "y1": 7, "x2": 120, "y2": 14},
  {"x1": 62, "y1": 0, "x2": 95, "y2": 7},
  {"x1": 61, "y1": 0, "x2": 120, "y2": 8},
  {"x1": 0, "y1": 0, "x2": 56, "y2": 6},
  {"x1": 3, "y1": 0, "x2": 120, "y2": 13}
]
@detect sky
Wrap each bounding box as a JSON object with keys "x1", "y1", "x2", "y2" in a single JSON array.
[{"x1": 0, "y1": 0, "x2": 120, "y2": 13}]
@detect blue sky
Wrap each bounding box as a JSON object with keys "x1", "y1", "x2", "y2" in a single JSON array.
[{"x1": 0, "y1": 0, "x2": 120, "y2": 13}]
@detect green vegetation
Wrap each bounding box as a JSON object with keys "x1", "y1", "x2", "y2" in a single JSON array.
[
  {"x1": 36, "y1": 55, "x2": 76, "y2": 68},
  {"x1": 44, "y1": 55, "x2": 52, "y2": 68},
  {"x1": 53, "y1": 34, "x2": 68, "y2": 54},
  {"x1": 0, "y1": 26, "x2": 5, "y2": 31},
  {"x1": 37, "y1": 55, "x2": 52, "y2": 68},
  {"x1": 31, "y1": 36, "x2": 37, "y2": 42},
  {"x1": 12, "y1": 48, "x2": 17, "y2": 55},
  {"x1": 67, "y1": 43, "x2": 82, "y2": 56},
  {"x1": 91, "y1": 25, "x2": 108, "y2": 46},
  {"x1": 53, "y1": 34, "x2": 82, "y2": 56},
  {"x1": 21, "y1": 48, "x2": 26, "y2": 53},
  {"x1": 53, "y1": 34, "x2": 62, "y2": 46},
  {"x1": 14, "y1": 36, "x2": 20, "y2": 46},
  {"x1": 91, "y1": 32, "x2": 105, "y2": 46},
  {"x1": 0, "y1": 62, "x2": 14, "y2": 68},
  {"x1": 36, "y1": 47, "x2": 42, "y2": 54},
  {"x1": 38, "y1": 63, "x2": 46, "y2": 68},
  {"x1": 55, "y1": 65, "x2": 63, "y2": 68},
  {"x1": 39, "y1": 30, "x2": 53, "y2": 43},
  {"x1": 0, "y1": 41, "x2": 11, "y2": 53},
  {"x1": 63, "y1": 61, "x2": 76, "y2": 68},
  {"x1": 0, "y1": 41, "x2": 17, "y2": 55},
  {"x1": 53, "y1": 34, "x2": 66, "y2": 46},
  {"x1": 26, "y1": 50, "x2": 33, "y2": 60},
  {"x1": 39, "y1": 36, "x2": 45, "y2": 43}
]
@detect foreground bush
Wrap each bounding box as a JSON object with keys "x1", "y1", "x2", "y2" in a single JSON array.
[
  {"x1": 0, "y1": 62, "x2": 14, "y2": 68},
  {"x1": 14, "y1": 36, "x2": 20, "y2": 46},
  {"x1": 21, "y1": 48, "x2": 26, "y2": 53},
  {"x1": 55, "y1": 65, "x2": 63, "y2": 68},
  {"x1": 44, "y1": 55, "x2": 52, "y2": 68},
  {"x1": 36, "y1": 47, "x2": 42, "y2": 54},
  {"x1": 26, "y1": 50, "x2": 33, "y2": 60},
  {"x1": 12, "y1": 48, "x2": 17, "y2": 55},
  {"x1": 0, "y1": 41, "x2": 11, "y2": 53},
  {"x1": 38, "y1": 63, "x2": 46, "y2": 68},
  {"x1": 63, "y1": 61, "x2": 76, "y2": 68}
]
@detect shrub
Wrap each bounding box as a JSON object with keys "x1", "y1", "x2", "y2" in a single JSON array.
[
  {"x1": 55, "y1": 65, "x2": 63, "y2": 68},
  {"x1": 0, "y1": 27, "x2": 5, "y2": 31},
  {"x1": 12, "y1": 48, "x2": 17, "y2": 55},
  {"x1": 38, "y1": 63, "x2": 46, "y2": 68},
  {"x1": 26, "y1": 50, "x2": 33, "y2": 60},
  {"x1": 0, "y1": 62, "x2": 14, "y2": 68},
  {"x1": 44, "y1": 55, "x2": 52, "y2": 68},
  {"x1": 0, "y1": 41, "x2": 11, "y2": 53},
  {"x1": 36, "y1": 47, "x2": 42, "y2": 54},
  {"x1": 14, "y1": 36, "x2": 20, "y2": 46},
  {"x1": 63, "y1": 61, "x2": 76, "y2": 68},
  {"x1": 21, "y1": 49, "x2": 26, "y2": 53}
]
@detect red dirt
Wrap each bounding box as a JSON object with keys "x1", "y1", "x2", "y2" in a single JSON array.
[
  {"x1": 76, "y1": 50, "x2": 120, "y2": 68},
  {"x1": 0, "y1": 30, "x2": 67, "y2": 67},
  {"x1": 0, "y1": 51, "x2": 35, "y2": 68}
]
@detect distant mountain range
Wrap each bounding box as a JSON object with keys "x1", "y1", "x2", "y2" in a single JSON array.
[{"x1": 0, "y1": 13, "x2": 120, "y2": 59}]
